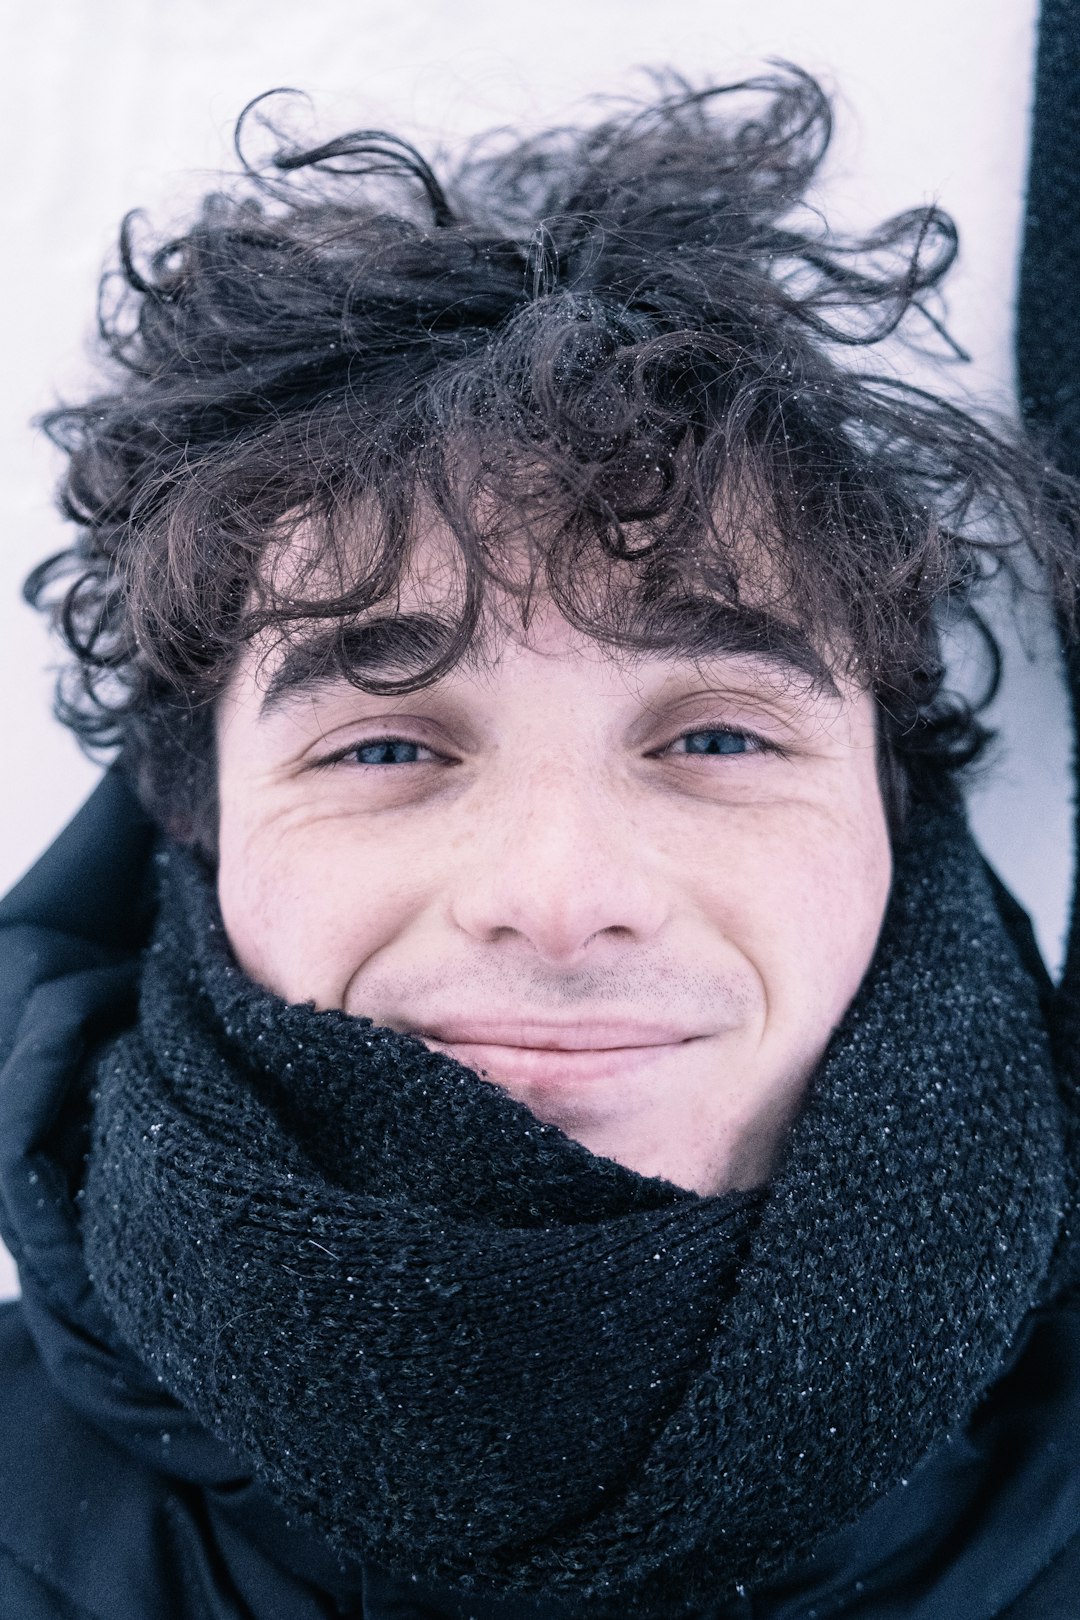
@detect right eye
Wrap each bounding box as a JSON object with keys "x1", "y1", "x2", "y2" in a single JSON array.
[{"x1": 346, "y1": 738, "x2": 436, "y2": 766}]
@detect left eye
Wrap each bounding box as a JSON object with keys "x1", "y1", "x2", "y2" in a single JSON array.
[
  {"x1": 668, "y1": 729, "x2": 758, "y2": 756},
  {"x1": 349, "y1": 739, "x2": 432, "y2": 765}
]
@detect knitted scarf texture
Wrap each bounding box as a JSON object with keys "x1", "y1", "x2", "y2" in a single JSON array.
[{"x1": 82, "y1": 805, "x2": 1071, "y2": 1616}]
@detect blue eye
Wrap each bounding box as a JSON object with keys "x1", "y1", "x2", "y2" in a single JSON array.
[
  {"x1": 351, "y1": 739, "x2": 425, "y2": 765},
  {"x1": 676, "y1": 729, "x2": 755, "y2": 756}
]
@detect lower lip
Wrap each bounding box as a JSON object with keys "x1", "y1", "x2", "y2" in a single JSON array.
[{"x1": 427, "y1": 1039, "x2": 690, "y2": 1086}]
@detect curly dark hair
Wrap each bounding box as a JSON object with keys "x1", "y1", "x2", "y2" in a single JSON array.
[{"x1": 25, "y1": 67, "x2": 1080, "y2": 855}]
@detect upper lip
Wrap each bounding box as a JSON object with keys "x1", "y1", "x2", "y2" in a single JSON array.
[{"x1": 416, "y1": 1019, "x2": 699, "y2": 1050}]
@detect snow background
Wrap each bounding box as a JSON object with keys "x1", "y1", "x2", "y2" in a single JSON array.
[{"x1": 0, "y1": 0, "x2": 1064, "y2": 1301}]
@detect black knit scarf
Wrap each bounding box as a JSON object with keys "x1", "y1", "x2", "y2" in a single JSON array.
[{"x1": 82, "y1": 805, "x2": 1072, "y2": 1615}]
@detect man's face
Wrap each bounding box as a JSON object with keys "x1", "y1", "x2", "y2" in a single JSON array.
[{"x1": 215, "y1": 538, "x2": 892, "y2": 1196}]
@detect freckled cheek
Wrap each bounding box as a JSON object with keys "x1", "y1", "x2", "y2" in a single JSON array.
[
  {"x1": 771, "y1": 815, "x2": 891, "y2": 1022},
  {"x1": 217, "y1": 817, "x2": 432, "y2": 1010},
  {"x1": 693, "y1": 805, "x2": 890, "y2": 1039}
]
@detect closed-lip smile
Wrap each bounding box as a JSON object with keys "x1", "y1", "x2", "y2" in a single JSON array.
[{"x1": 416, "y1": 1019, "x2": 703, "y2": 1086}]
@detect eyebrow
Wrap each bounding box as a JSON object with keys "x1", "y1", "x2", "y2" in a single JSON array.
[
  {"x1": 259, "y1": 613, "x2": 465, "y2": 716},
  {"x1": 257, "y1": 601, "x2": 835, "y2": 720},
  {"x1": 640, "y1": 599, "x2": 835, "y2": 690}
]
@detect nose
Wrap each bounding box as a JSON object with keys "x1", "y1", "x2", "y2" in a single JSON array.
[{"x1": 449, "y1": 757, "x2": 670, "y2": 967}]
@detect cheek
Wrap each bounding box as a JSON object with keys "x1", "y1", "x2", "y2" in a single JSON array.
[
  {"x1": 215, "y1": 808, "x2": 427, "y2": 1010},
  {"x1": 213, "y1": 672, "x2": 448, "y2": 1009},
  {"x1": 694, "y1": 783, "x2": 891, "y2": 1054},
  {"x1": 781, "y1": 804, "x2": 891, "y2": 1029},
  {"x1": 792, "y1": 819, "x2": 891, "y2": 1015}
]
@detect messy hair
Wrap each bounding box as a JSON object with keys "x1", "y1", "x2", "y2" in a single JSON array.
[{"x1": 25, "y1": 67, "x2": 1079, "y2": 853}]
